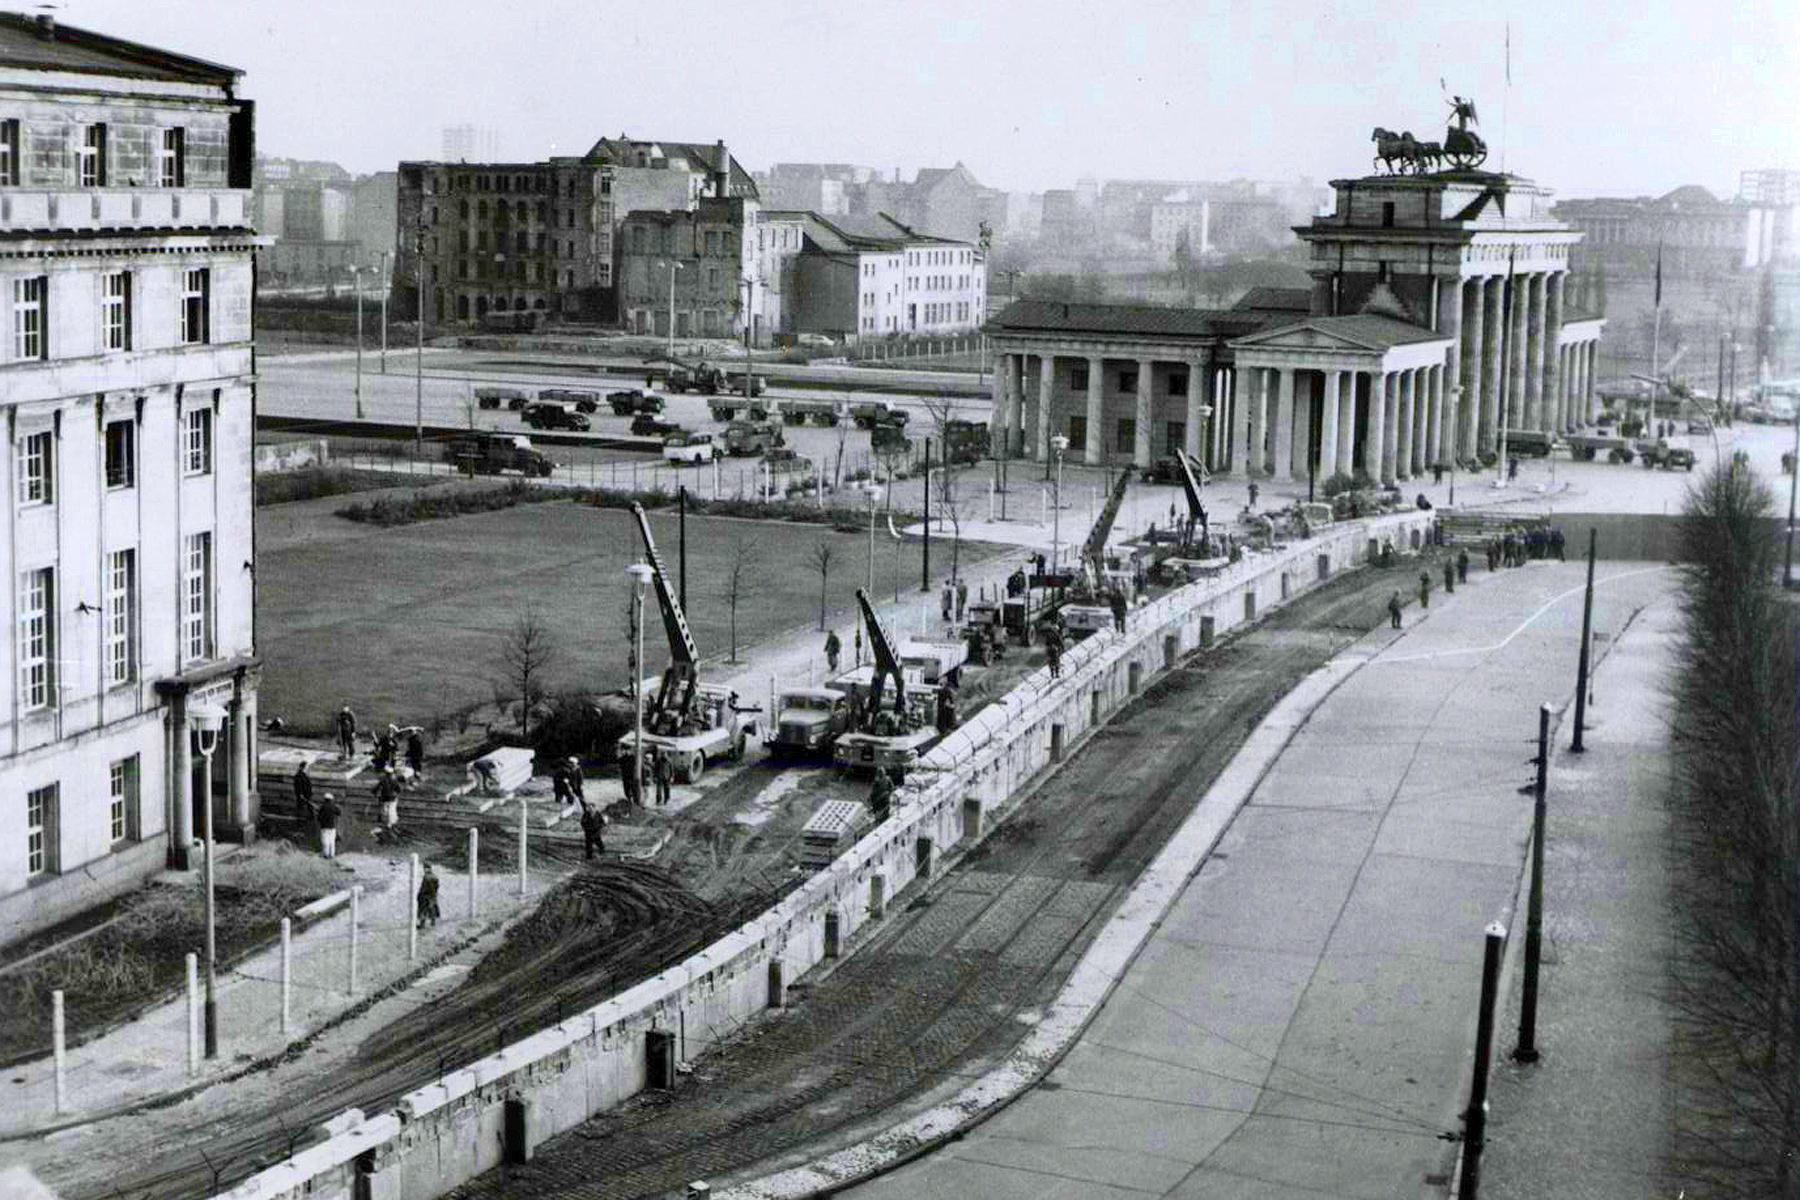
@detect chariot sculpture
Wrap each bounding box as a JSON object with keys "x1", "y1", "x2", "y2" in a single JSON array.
[{"x1": 1370, "y1": 95, "x2": 1488, "y2": 174}]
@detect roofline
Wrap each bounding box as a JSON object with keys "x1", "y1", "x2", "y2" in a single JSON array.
[{"x1": 0, "y1": 12, "x2": 242, "y2": 84}]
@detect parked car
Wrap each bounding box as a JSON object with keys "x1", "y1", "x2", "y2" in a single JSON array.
[
  {"x1": 663, "y1": 431, "x2": 722, "y2": 466},
  {"x1": 631, "y1": 414, "x2": 682, "y2": 438},
  {"x1": 795, "y1": 333, "x2": 836, "y2": 349},
  {"x1": 521, "y1": 402, "x2": 591, "y2": 431}
]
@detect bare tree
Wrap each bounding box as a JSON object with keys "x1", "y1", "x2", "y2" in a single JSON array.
[
  {"x1": 811, "y1": 538, "x2": 835, "y2": 631},
  {"x1": 921, "y1": 396, "x2": 969, "y2": 582},
  {"x1": 721, "y1": 536, "x2": 752, "y2": 663},
  {"x1": 495, "y1": 606, "x2": 557, "y2": 741}
]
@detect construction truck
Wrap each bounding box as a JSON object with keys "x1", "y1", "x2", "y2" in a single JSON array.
[
  {"x1": 941, "y1": 418, "x2": 989, "y2": 465},
  {"x1": 656, "y1": 357, "x2": 726, "y2": 395},
  {"x1": 850, "y1": 399, "x2": 910, "y2": 429},
  {"x1": 833, "y1": 589, "x2": 943, "y2": 776},
  {"x1": 766, "y1": 687, "x2": 855, "y2": 759},
  {"x1": 897, "y1": 636, "x2": 968, "y2": 687},
  {"x1": 613, "y1": 503, "x2": 762, "y2": 782},
  {"x1": 723, "y1": 418, "x2": 783, "y2": 456},
  {"x1": 443, "y1": 433, "x2": 554, "y2": 477},
  {"x1": 710, "y1": 395, "x2": 774, "y2": 422},
  {"x1": 1060, "y1": 471, "x2": 1135, "y2": 638},
  {"x1": 776, "y1": 397, "x2": 846, "y2": 426}
]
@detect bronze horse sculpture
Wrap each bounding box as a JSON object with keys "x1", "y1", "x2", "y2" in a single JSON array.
[{"x1": 1370, "y1": 128, "x2": 1442, "y2": 175}]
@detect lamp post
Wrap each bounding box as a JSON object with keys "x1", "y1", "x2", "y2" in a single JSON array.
[
  {"x1": 1050, "y1": 434, "x2": 1069, "y2": 570},
  {"x1": 415, "y1": 216, "x2": 426, "y2": 452},
  {"x1": 379, "y1": 251, "x2": 389, "y2": 374},
  {"x1": 188, "y1": 701, "x2": 227, "y2": 1060},
  {"x1": 626, "y1": 565, "x2": 654, "y2": 802},
  {"x1": 351, "y1": 266, "x2": 365, "y2": 420},
  {"x1": 658, "y1": 260, "x2": 686, "y2": 364}
]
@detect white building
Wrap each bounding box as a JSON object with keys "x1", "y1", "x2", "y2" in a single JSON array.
[
  {"x1": 1149, "y1": 190, "x2": 1211, "y2": 260},
  {"x1": 0, "y1": 13, "x2": 265, "y2": 941},
  {"x1": 792, "y1": 213, "x2": 985, "y2": 339}
]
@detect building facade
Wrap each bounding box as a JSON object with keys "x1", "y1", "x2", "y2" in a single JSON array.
[
  {"x1": 395, "y1": 136, "x2": 754, "y2": 324},
  {"x1": 616, "y1": 196, "x2": 759, "y2": 339},
  {"x1": 0, "y1": 13, "x2": 264, "y2": 941},
  {"x1": 789, "y1": 213, "x2": 986, "y2": 339},
  {"x1": 990, "y1": 169, "x2": 1605, "y2": 477}
]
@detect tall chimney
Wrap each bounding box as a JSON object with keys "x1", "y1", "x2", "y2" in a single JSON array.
[{"x1": 713, "y1": 139, "x2": 729, "y2": 198}]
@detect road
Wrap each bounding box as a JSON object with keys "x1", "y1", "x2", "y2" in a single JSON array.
[{"x1": 435, "y1": 555, "x2": 1440, "y2": 1200}]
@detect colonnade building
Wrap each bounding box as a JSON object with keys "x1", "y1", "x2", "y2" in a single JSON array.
[{"x1": 988, "y1": 169, "x2": 1606, "y2": 483}]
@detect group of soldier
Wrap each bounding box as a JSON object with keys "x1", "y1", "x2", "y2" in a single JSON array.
[{"x1": 1485, "y1": 524, "x2": 1566, "y2": 571}]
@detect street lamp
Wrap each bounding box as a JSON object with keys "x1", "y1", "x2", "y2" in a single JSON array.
[
  {"x1": 1050, "y1": 434, "x2": 1069, "y2": 570},
  {"x1": 188, "y1": 700, "x2": 227, "y2": 1060},
  {"x1": 625, "y1": 564, "x2": 655, "y2": 801},
  {"x1": 657, "y1": 260, "x2": 686, "y2": 364},
  {"x1": 350, "y1": 265, "x2": 364, "y2": 420}
]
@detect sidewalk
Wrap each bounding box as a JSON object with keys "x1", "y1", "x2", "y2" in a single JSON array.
[
  {"x1": 771, "y1": 558, "x2": 1680, "y2": 1200},
  {"x1": 0, "y1": 845, "x2": 557, "y2": 1143}
]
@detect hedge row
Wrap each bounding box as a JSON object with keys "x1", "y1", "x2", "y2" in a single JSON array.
[{"x1": 336, "y1": 480, "x2": 921, "y2": 530}]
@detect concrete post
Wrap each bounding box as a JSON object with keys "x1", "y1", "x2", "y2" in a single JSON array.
[
  {"x1": 1395, "y1": 369, "x2": 1414, "y2": 480},
  {"x1": 1585, "y1": 341, "x2": 1598, "y2": 423},
  {"x1": 1135, "y1": 358, "x2": 1154, "y2": 467},
  {"x1": 1036, "y1": 354, "x2": 1055, "y2": 460},
  {"x1": 1319, "y1": 369, "x2": 1341, "y2": 480},
  {"x1": 1479, "y1": 276, "x2": 1503, "y2": 455},
  {"x1": 1377, "y1": 372, "x2": 1397, "y2": 483},
  {"x1": 280, "y1": 917, "x2": 292, "y2": 1035},
  {"x1": 1085, "y1": 355, "x2": 1104, "y2": 464},
  {"x1": 1338, "y1": 371, "x2": 1357, "y2": 476},
  {"x1": 1272, "y1": 367, "x2": 1295, "y2": 481},
  {"x1": 1424, "y1": 364, "x2": 1442, "y2": 467},
  {"x1": 1507, "y1": 271, "x2": 1529, "y2": 439},
  {"x1": 468, "y1": 826, "x2": 479, "y2": 917},
  {"x1": 1415, "y1": 368, "x2": 1430, "y2": 472}
]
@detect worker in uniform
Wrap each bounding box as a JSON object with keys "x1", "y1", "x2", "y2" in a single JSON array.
[
  {"x1": 1418, "y1": 570, "x2": 1431, "y2": 610},
  {"x1": 579, "y1": 802, "x2": 607, "y2": 860},
  {"x1": 824, "y1": 629, "x2": 841, "y2": 674},
  {"x1": 566, "y1": 756, "x2": 584, "y2": 804},
  {"x1": 941, "y1": 582, "x2": 954, "y2": 622},
  {"x1": 1109, "y1": 588, "x2": 1128, "y2": 635},
  {"x1": 936, "y1": 689, "x2": 958, "y2": 735},
  {"x1": 654, "y1": 749, "x2": 675, "y2": 807},
  {"x1": 416, "y1": 864, "x2": 440, "y2": 928},
  {"x1": 374, "y1": 768, "x2": 400, "y2": 831},
  {"x1": 1388, "y1": 591, "x2": 1403, "y2": 630},
  {"x1": 335, "y1": 705, "x2": 358, "y2": 760},
  {"x1": 955, "y1": 577, "x2": 968, "y2": 622},
  {"x1": 317, "y1": 793, "x2": 340, "y2": 859},
  {"x1": 618, "y1": 749, "x2": 640, "y2": 807},
  {"x1": 869, "y1": 766, "x2": 894, "y2": 822},
  {"x1": 405, "y1": 729, "x2": 425, "y2": 780},
  {"x1": 292, "y1": 759, "x2": 316, "y2": 824},
  {"x1": 1443, "y1": 557, "x2": 1455, "y2": 595},
  {"x1": 1457, "y1": 548, "x2": 1470, "y2": 583}
]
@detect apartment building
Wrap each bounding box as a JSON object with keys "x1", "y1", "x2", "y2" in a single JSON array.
[
  {"x1": 0, "y1": 13, "x2": 264, "y2": 941},
  {"x1": 791, "y1": 213, "x2": 985, "y2": 339}
]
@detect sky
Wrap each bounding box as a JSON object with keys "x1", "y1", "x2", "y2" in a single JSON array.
[{"x1": 45, "y1": 0, "x2": 1800, "y2": 201}]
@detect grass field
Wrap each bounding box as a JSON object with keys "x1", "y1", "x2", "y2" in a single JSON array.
[{"x1": 258, "y1": 501, "x2": 1010, "y2": 734}]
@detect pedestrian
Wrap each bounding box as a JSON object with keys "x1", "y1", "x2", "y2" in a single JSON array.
[
  {"x1": 955, "y1": 578, "x2": 968, "y2": 622},
  {"x1": 551, "y1": 763, "x2": 573, "y2": 807},
  {"x1": 1507, "y1": 455, "x2": 1519, "y2": 481},
  {"x1": 417, "y1": 864, "x2": 440, "y2": 927},
  {"x1": 405, "y1": 728, "x2": 424, "y2": 778},
  {"x1": 1457, "y1": 548, "x2": 1470, "y2": 583},
  {"x1": 374, "y1": 768, "x2": 400, "y2": 830},
  {"x1": 1443, "y1": 557, "x2": 1455, "y2": 594},
  {"x1": 335, "y1": 705, "x2": 357, "y2": 759},
  {"x1": 941, "y1": 582, "x2": 954, "y2": 622},
  {"x1": 371, "y1": 724, "x2": 396, "y2": 770},
  {"x1": 579, "y1": 802, "x2": 607, "y2": 860},
  {"x1": 1045, "y1": 637, "x2": 1063, "y2": 680},
  {"x1": 292, "y1": 759, "x2": 315, "y2": 824},
  {"x1": 1247, "y1": 481, "x2": 1259, "y2": 509},
  {"x1": 654, "y1": 749, "x2": 675, "y2": 807},
  {"x1": 1109, "y1": 588, "x2": 1128, "y2": 634},
  {"x1": 317, "y1": 792, "x2": 340, "y2": 858},
  {"x1": 618, "y1": 750, "x2": 640, "y2": 807},
  {"x1": 566, "y1": 755, "x2": 584, "y2": 804},
  {"x1": 824, "y1": 629, "x2": 841, "y2": 674},
  {"x1": 1418, "y1": 571, "x2": 1431, "y2": 609},
  {"x1": 1387, "y1": 591, "x2": 1403, "y2": 630},
  {"x1": 1551, "y1": 527, "x2": 1566, "y2": 561},
  {"x1": 1433, "y1": 462, "x2": 1444, "y2": 486}
]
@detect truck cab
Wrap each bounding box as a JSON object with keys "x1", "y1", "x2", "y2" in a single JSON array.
[
  {"x1": 724, "y1": 419, "x2": 782, "y2": 456},
  {"x1": 767, "y1": 687, "x2": 853, "y2": 758},
  {"x1": 522, "y1": 401, "x2": 591, "y2": 431}
]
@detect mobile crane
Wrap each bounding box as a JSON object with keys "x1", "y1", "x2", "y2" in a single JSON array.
[
  {"x1": 832, "y1": 589, "x2": 942, "y2": 775},
  {"x1": 615, "y1": 502, "x2": 760, "y2": 782},
  {"x1": 1060, "y1": 471, "x2": 1136, "y2": 637},
  {"x1": 1172, "y1": 449, "x2": 1212, "y2": 557}
]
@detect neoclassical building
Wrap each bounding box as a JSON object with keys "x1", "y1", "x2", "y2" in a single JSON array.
[{"x1": 989, "y1": 169, "x2": 1606, "y2": 483}]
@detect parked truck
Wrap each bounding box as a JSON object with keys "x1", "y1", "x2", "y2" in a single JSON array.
[
  {"x1": 724, "y1": 418, "x2": 783, "y2": 456},
  {"x1": 849, "y1": 399, "x2": 910, "y2": 429},
  {"x1": 475, "y1": 386, "x2": 530, "y2": 410},
  {"x1": 607, "y1": 389, "x2": 665, "y2": 416},
  {"x1": 1638, "y1": 438, "x2": 1696, "y2": 471},
  {"x1": 710, "y1": 394, "x2": 773, "y2": 422},
  {"x1": 444, "y1": 433, "x2": 554, "y2": 477},
  {"x1": 765, "y1": 687, "x2": 854, "y2": 759},
  {"x1": 1563, "y1": 432, "x2": 1637, "y2": 463},
  {"x1": 777, "y1": 397, "x2": 846, "y2": 426}
]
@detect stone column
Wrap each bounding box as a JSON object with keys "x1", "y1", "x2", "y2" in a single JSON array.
[
  {"x1": 228, "y1": 683, "x2": 251, "y2": 839},
  {"x1": 994, "y1": 353, "x2": 1015, "y2": 456},
  {"x1": 1366, "y1": 371, "x2": 1387, "y2": 484},
  {"x1": 1506, "y1": 273, "x2": 1529, "y2": 438},
  {"x1": 1458, "y1": 277, "x2": 1482, "y2": 461},
  {"x1": 1337, "y1": 371, "x2": 1356, "y2": 477},
  {"x1": 1085, "y1": 355, "x2": 1105, "y2": 464},
  {"x1": 1036, "y1": 353, "x2": 1055, "y2": 460},
  {"x1": 1245, "y1": 368, "x2": 1267, "y2": 475},
  {"x1": 1585, "y1": 340, "x2": 1599, "y2": 422},
  {"x1": 1184, "y1": 362, "x2": 1205, "y2": 460},
  {"x1": 1395, "y1": 369, "x2": 1414, "y2": 480},
  {"x1": 1543, "y1": 272, "x2": 1564, "y2": 430},
  {"x1": 1382, "y1": 372, "x2": 1401, "y2": 484},
  {"x1": 1478, "y1": 276, "x2": 1503, "y2": 454},
  {"x1": 1319, "y1": 368, "x2": 1341, "y2": 480},
  {"x1": 1135, "y1": 358, "x2": 1155, "y2": 467},
  {"x1": 1524, "y1": 272, "x2": 1546, "y2": 429},
  {"x1": 1272, "y1": 367, "x2": 1295, "y2": 481},
  {"x1": 1230, "y1": 367, "x2": 1251, "y2": 475},
  {"x1": 1428, "y1": 364, "x2": 1445, "y2": 466},
  {"x1": 169, "y1": 693, "x2": 193, "y2": 869},
  {"x1": 1294, "y1": 372, "x2": 1314, "y2": 483}
]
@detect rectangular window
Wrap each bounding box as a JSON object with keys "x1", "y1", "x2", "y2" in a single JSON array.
[
  {"x1": 12, "y1": 274, "x2": 46, "y2": 360},
  {"x1": 180, "y1": 268, "x2": 209, "y2": 344},
  {"x1": 19, "y1": 567, "x2": 54, "y2": 711},
  {"x1": 184, "y1": 406, "x2": 212, "y2": 475},
  {"x1": 102, "y1": 270, "x2": 132, "y2": 351},
  {"x1": 158, "y1": 127, "x2": 185, "y2": 187},
  {"x1": 705, "y1": 230, "x2": 720, "y2": 254},
  {"x1": 78, "y1": 124, "x2": 106, "y2": 187},
  {"x1": 1115, "y1": 418, "x2": 1136, "y2": 454},
  {"x1": 1167, "y1": 370, "x2": 1187, "y2": 396},
  {"x1": 105, "y1": 548, "x2": 135, "y2": 686},
  {"x1": 17, "y1": 430, "x2": 52, "y2": 505},
  {"x1": 0, "y1": 118, "x2": 18, "y2": 185},
  {"x1": 1118, "y1": 368, "x2": 1138, "y2": 393},
  {"x1": 109, "y1": 757, "x2": 140, "y2": 844},
  {"x1": 27, "y1": 783, "x2": 57, "y2": 876},
  {"x1": 1381, "y1": 201, "x2": 1395, "y2": 228},
  {"x1": 104, "y1": 418, "x2": 134, "y2": 489},
  {"x1": 1067, "y1": 414, "x2": 1088, "y2": 450},
  {"x1": 183, "y1": 531, "x2": 213, "y2": 665}
]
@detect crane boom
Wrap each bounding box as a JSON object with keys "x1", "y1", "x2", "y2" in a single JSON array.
[
  {"x1": 630, "y1": 503, "x2": 702, "y2": 725},
  {"x1": 1081, "y1": 471, "x2": 1132, "y2": 592},
  {"x1": 1174, "y1": 450, "x2": 1207, "y2": 554},
  {"x1": 856, "y1": 588, "x2": 906, "y2": 720}
]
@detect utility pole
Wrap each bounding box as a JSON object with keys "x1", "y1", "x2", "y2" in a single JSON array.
[
  {"x1": 353, "y1": 265, "x2": 364, "y2": 420},
  {"x1": 1572, "y1": 529, "x2": 1596, "y2": 751},
  {"x1": 921, "y1": 439, "x2": 932, "y2": 593},
  {"x1": 1459, "y1": 922, "x2": 1508, "y2": 1200},
  {"x1": 1514, "y1": 702, "x2": 1552, "y2": 1063},
  {"x1": 414, "y1": 215, "x2": 425, "y2": 451}
]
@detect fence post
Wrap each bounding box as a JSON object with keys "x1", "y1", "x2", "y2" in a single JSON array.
[
  {"x1": 280, "y1": 917, "x2": 292, "y2": 1035},
  {"x1": 468, "y1": 826, "x2": 480, "y2": 916}
]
